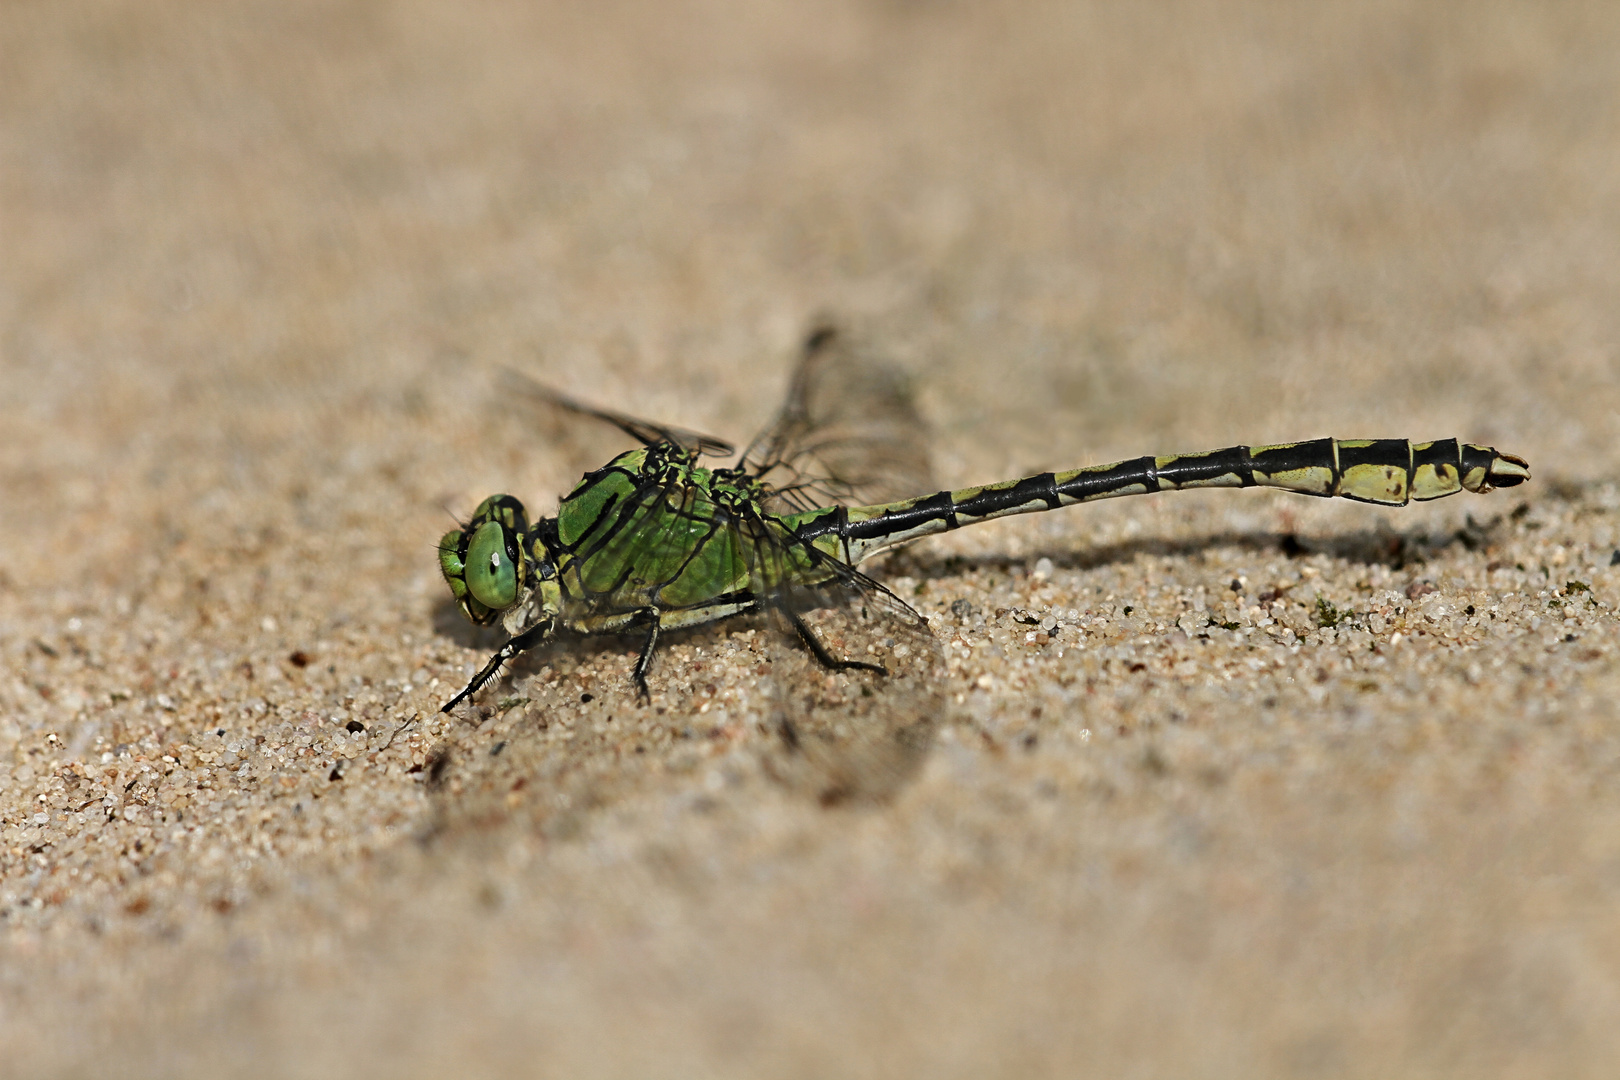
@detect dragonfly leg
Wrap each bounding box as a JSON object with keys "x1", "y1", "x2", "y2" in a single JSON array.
[
  {"x1": 441, "y1": 618, "x2": 553, "y2": 713},
  {"x1": 629, "y1": 608, "x2": 661, "y2": 700},
  {"x1": 785, "y1": 609, "x2": 886, "y2": 676}
]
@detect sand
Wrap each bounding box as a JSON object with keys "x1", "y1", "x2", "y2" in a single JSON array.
[{"x1": 4, "y1": 2, "x2": 1620, "y2": 1076}]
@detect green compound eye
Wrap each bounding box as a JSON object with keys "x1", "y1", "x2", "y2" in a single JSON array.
[
  {"x1": 463, "y1": 520, "x2": 517, "y2": 610},
  {"x1": 439, "y1": 530, "x2": 469, "y2": 595}
]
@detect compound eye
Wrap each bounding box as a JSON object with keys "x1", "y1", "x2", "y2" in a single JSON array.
[{"x1": 463, "y1": 520, "x2": 518, "y2": 610}]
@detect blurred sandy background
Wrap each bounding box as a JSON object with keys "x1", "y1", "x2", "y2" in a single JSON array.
[{"x1": 4, "y1": 1, "x2": 1620, "y2": 1076}]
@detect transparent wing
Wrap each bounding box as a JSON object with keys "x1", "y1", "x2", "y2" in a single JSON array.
[
  {"x1": 739, "y1": 516, "x2": 944, "y2": 803},
  {"x1": 499, "y1": 368, "x2": 734, "y2": 457},
  {"x1": 738, "y1": 324, "x2": 934, "y2": 514}
]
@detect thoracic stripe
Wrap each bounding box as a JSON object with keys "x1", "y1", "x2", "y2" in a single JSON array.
[{"x1": 569, "y1": 489, "x2": 623, "y2": 557}]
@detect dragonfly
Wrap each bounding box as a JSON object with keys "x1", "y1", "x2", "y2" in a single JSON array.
[{"x1": 437, "y1": 326, "x2": 1529, "y2": 792}]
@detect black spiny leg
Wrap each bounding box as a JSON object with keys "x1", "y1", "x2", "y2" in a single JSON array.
[
  {"x1": 786, "y1": 609, "x2": 887, "y2": 676},
  {"x1": 630, "y1": 608, "x2": 661, "y2": 701},
  {"x1": 441, "y1": 618, "x2": 554, "y2": 713}
]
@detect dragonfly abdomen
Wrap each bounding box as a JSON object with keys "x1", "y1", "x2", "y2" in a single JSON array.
[{"x1": 814, "y1": 437, "x2": 1529, "y2": 562}]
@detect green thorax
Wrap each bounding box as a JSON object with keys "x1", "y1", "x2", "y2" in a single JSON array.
[{"x1": 550, "y1": 445, "x2": 822, "y2": 615}]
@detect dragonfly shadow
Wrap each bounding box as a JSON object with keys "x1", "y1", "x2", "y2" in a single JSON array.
[
  {"x1": 431, "y1": 595, "x2": 654, "y2": 692},
  {"x1": 430, "y1": 597, "x2": 503, "y2": 650},
  {"x1": 425, "y1": 593, "x2": 940, "y2": 841},
  {"x1": 896, "y1": 519, "x2": 1507, "y2": 582}
]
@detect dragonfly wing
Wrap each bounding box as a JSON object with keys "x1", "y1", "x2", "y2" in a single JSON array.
[
  {"x1": 740, "y1": 516, "x2": 944, "y2": 803},
  {"x1": 500, "y1": 368, "x2": 734, "y2": 457},
  {"x1": 739, "y1": 324, "x2": 934, "y2": 514}
]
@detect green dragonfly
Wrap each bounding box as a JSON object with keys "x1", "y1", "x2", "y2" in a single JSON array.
[{"x1": 439, "y1": 326, "x2": 1529, "y2": 785}]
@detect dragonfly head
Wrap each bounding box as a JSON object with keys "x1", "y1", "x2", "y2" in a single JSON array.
[{"x1": 440, "y1": 495, "x2": 531, "y2": 625}]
